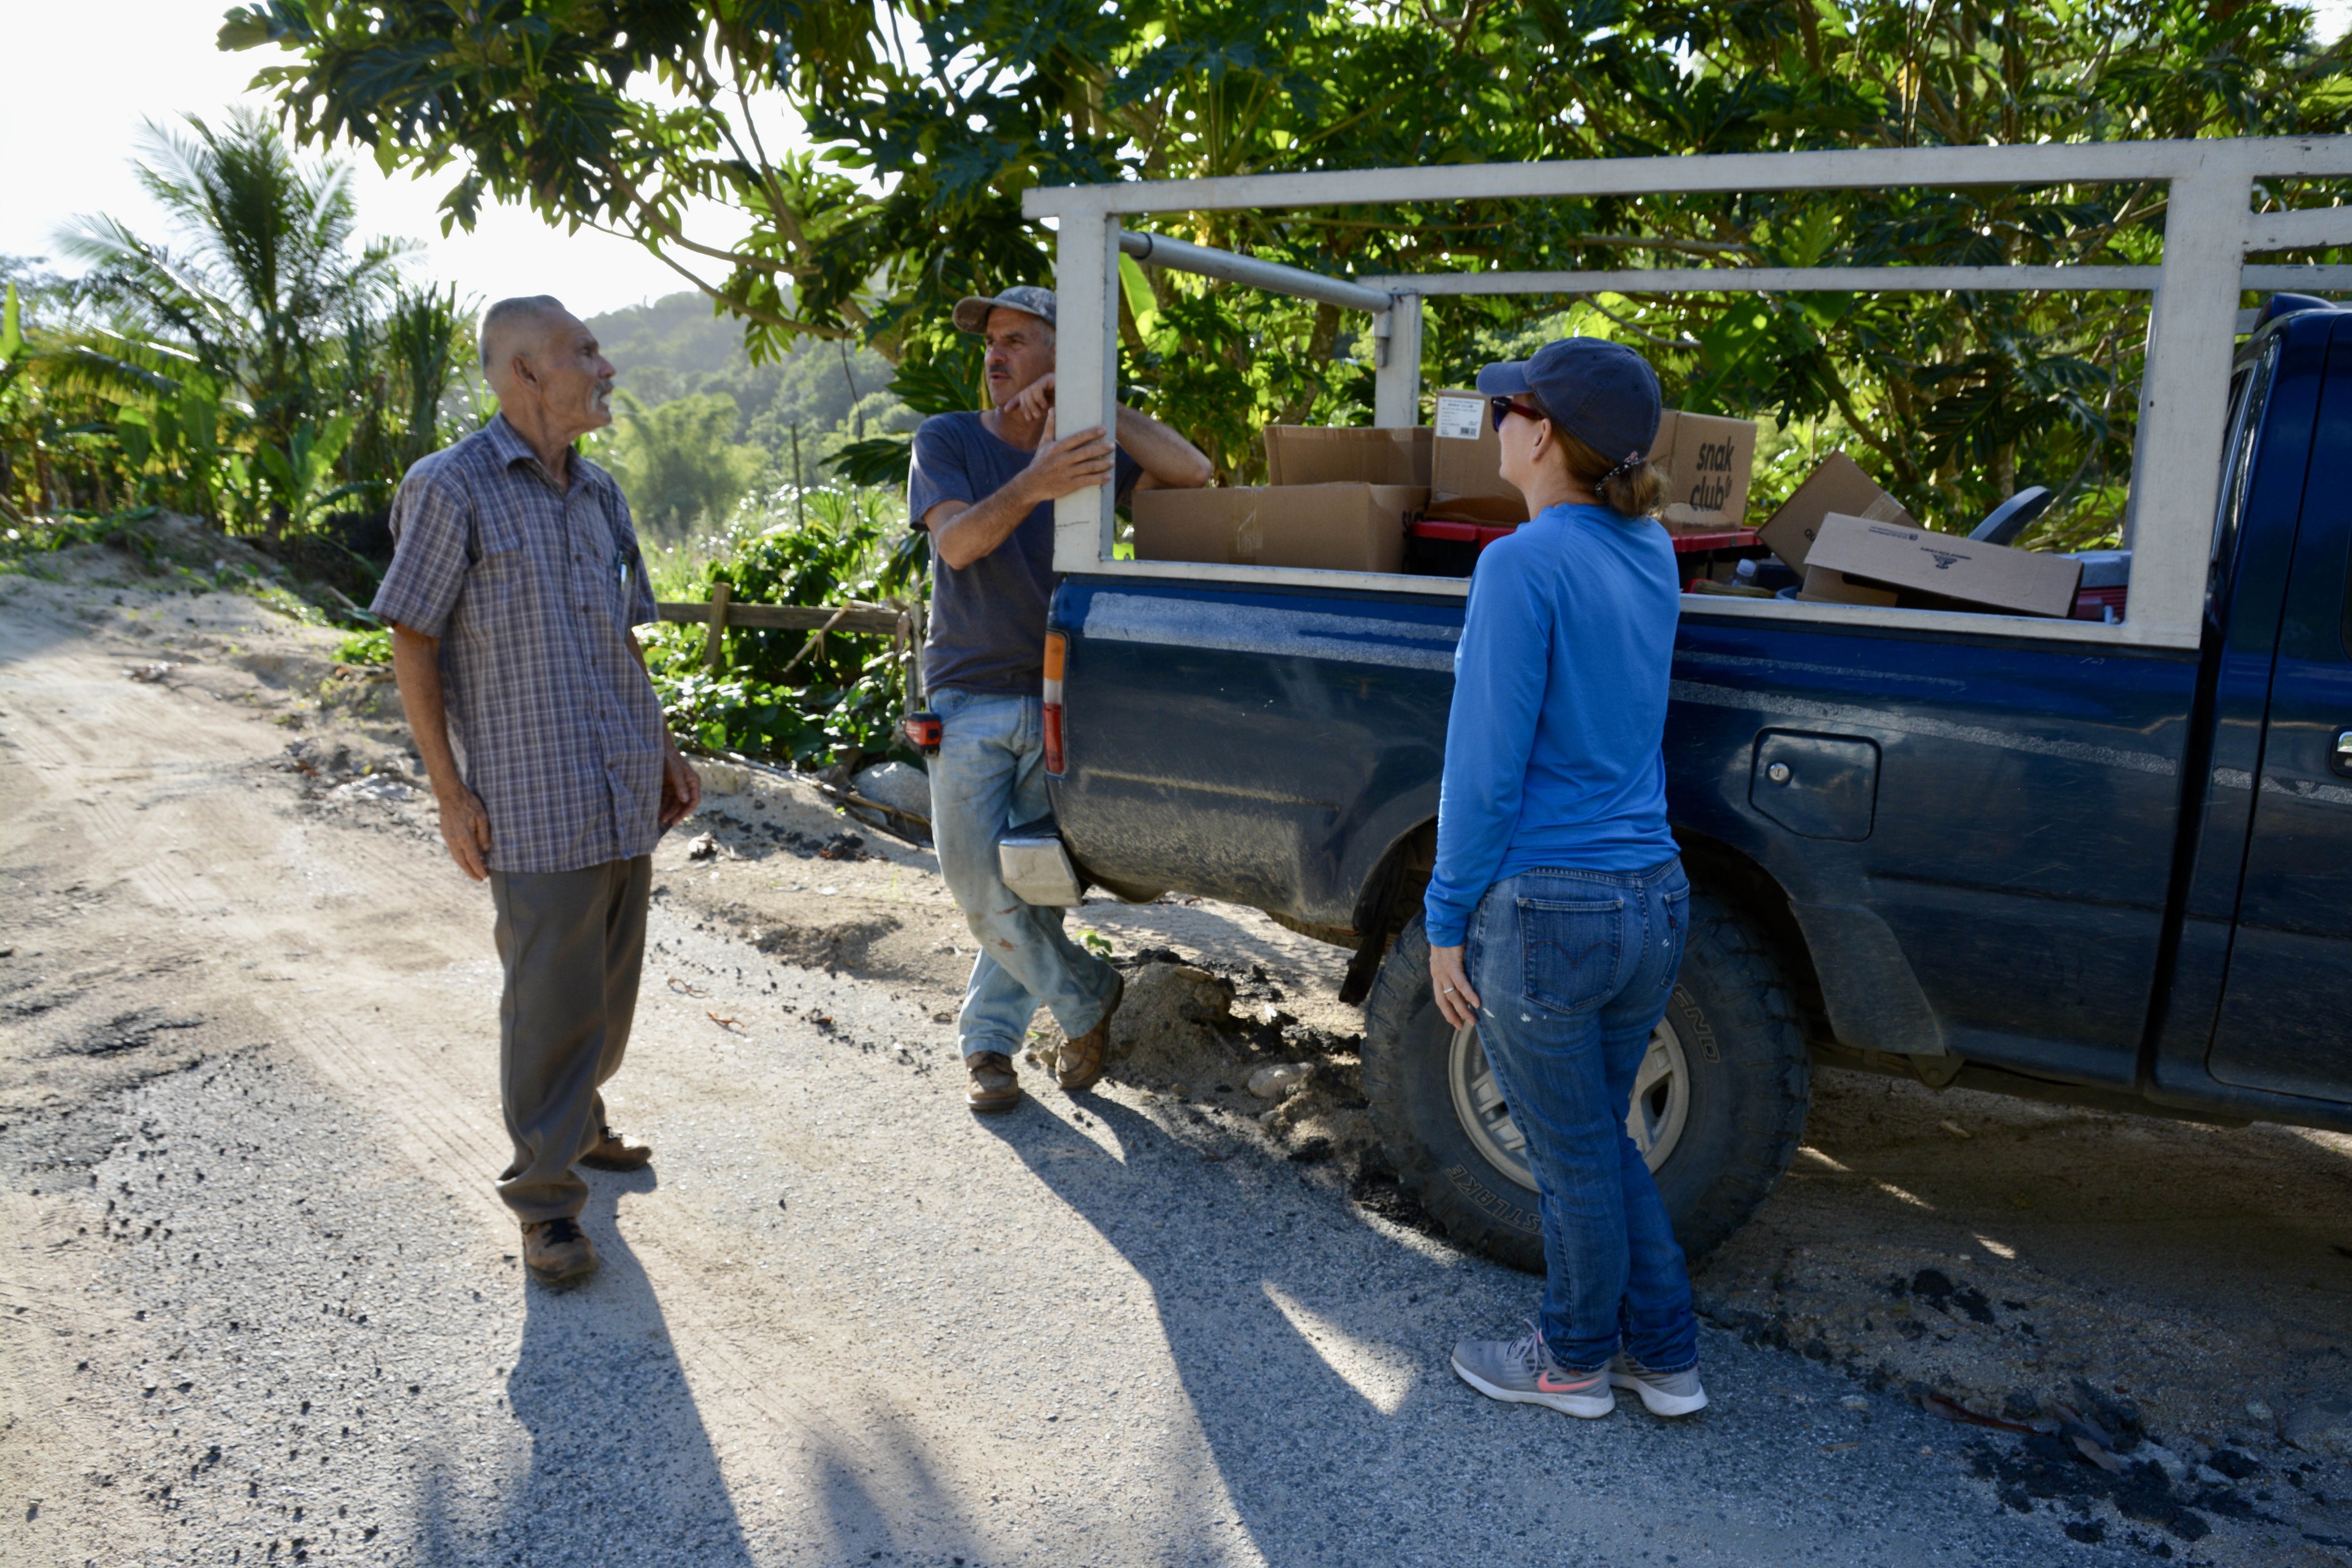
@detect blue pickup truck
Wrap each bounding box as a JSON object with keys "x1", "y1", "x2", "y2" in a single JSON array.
[{"x1": 1034, "y1": 293, "x2": 2352, "y2": 1271}]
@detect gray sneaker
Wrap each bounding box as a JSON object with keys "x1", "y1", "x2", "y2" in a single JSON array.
[
  {"x1": 1451, "y1": 1322, "x2": 1614, "y2": 1418},
  {"x1": 1608, "y1": 1352, "x2": 1708, "y2": 1417}
]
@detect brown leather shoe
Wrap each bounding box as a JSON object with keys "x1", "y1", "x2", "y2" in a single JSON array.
[
  {"x1": 521, "y1": 1217, "x2": 598, "y2": 1285},
  {"x1": 1056, "y1": 972, "x2": 1126, "y2": 1093},
  {"x1": 580, "y1": 1125, "x2": 653, "y2": 1172},
  {"x1": 966, "y1": 1050, "x2": 1021, "y2": 1113}
]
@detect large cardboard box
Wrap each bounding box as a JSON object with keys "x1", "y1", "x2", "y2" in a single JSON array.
[
  {"x1": 1651, "y1": 410, "x2": 1759, "y2": 532},
  {"x1": 1429, "y1": 388, "x2": 1525, "y2": 524},
  {"x1": 1797, "y1": 563, "x2": 1898, "y2": 607},
  {"x1": 1427, "y1": 388, "x2": 1758, "y2": 528},
  {"x1": 1132, "y1": 483, "x2": 1422, "y2": 574},
  {"x1": 1758, "y1": 452, "x2": 1916, "y2": 573},
  {"x1": 1264, "y1": 424, "x2": 1431, "y2": 488},
  {"x1": 1805, "y1": 512, "x2": 2083, "y2": 618}
]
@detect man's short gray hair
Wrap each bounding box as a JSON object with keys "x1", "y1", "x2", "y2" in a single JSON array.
[{"x1": 479, "y1": 295, "x2": 569, "y2": 372}]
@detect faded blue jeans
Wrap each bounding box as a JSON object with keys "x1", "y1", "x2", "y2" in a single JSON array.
[
  {"x1": 928, "y1": 686, "x2": 1122, "y2": 1061},
  {"x1": 1468, "y1": 857, "x2": 1696, "y2": 1373}
]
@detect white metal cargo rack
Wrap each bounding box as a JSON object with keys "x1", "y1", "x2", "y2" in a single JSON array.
[{"x1": 1024, "y1": 137, "x2": 2352, "y2": 650}]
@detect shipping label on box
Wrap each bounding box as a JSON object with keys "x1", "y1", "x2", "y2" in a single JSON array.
[
  {"x1": 1264, "y1": 424, "x2": 1431, "y2": 488},
  {"x1": 1758, "y1": 451, "x2": 1915, "y2": 572},
  {"x1": 1805, "y1": 512, "x2": 2084, "y2": 619},
  {"x1": 1132, "y1": 483, "x2": 1423, "y2": 575},
  {"x1": 1433, "y1": 393, "x2": 1485, "y2": 441},
  {"x1": 1649, "y1": 410, "x2": 1758, "y2": 531}
]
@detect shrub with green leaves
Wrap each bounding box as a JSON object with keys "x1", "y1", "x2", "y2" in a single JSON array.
[
  {"x1": 335, "y1": 628, "x2": 391, "y2": 665},
  {"x1": 642, "y1": 483, "x2": 928, "y2": 770}
]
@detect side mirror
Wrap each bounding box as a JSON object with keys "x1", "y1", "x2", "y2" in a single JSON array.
[{"x1": 1970, "y1": 486, "x2": 2055, "y2": 547}]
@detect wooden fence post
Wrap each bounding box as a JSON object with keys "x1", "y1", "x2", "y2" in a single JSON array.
[{"x1": 703, "y1": 580, "x2": 731, "y2": 674}]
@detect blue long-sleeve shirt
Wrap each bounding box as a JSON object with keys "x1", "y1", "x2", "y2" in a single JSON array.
[{"x1": 1423, "y1": 502, "x2": 1682, "y2": 947}]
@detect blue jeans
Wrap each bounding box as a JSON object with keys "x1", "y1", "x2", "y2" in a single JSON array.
[
  {"x1": 1468, "y1": 857, "x2": 1696, "y2": 1373},
  {"x1": 927, "y1": 687, "x2": 1122, "y2": 1060}
]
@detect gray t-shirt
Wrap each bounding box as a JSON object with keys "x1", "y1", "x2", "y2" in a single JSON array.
[{"x1": 907, "y1": 411, "x2": 1141, "y2": 695}]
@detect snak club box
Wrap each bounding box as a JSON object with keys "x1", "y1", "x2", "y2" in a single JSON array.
[
  {"x1": 1804, "y1": 512, "x2": 2084, "y2": 618},
  {"x1": 1649, "y1": 410, "x2": 1759, "y2": 532}
]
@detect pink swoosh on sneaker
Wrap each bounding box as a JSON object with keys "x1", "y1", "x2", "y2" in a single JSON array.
[{"x1": 1537, "y1": 1372, "x2": 1602, "y2": 1394}]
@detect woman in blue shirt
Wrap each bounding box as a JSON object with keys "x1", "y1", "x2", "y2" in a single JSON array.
[{"x1": 1429, "y1": 338, "x2": 1705, "y2": 1421}]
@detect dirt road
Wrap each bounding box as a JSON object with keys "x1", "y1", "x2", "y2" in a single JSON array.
[{"x1": 2, "y1": 565, "x2": 2349, "y2": 1567}]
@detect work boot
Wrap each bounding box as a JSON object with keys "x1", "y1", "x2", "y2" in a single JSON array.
[
  {"x1": 1056, "y1": 972, "x2": 1125, "y2": 1093},
  {"x1": 966, "y1": 1050, "x2": 1021, "y2": 1113},
  {"x1": 1608, "y1": 1352, "x2": 1708, "y2": 1417},
  {"x1": 1451, "y1": 1320, "x2": 1613, "y2": 1418},
  {"x1": 580, "y1": 1125, "x2": 653, "y2": 1172},
  {"x1": 520, "y1": 1217, "x2": 598, "y2": 1286}
]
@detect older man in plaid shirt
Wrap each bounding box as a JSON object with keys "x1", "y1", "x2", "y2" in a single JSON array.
[{"x1": 375, "y1": 295, "x2": 700, "y2": 1286}]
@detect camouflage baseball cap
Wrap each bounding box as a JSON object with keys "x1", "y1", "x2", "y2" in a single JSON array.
[{"x1": 953, "y1": 285, "x2": 1057, "y2": 335}]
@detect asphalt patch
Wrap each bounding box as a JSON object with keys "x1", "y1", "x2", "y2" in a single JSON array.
[
  {"x1": 68, "y1": 1010, "x2": 205, "y2": 1057},
  {"x1": 1966, "y1": 1435, "x2": 2258, "y2": 1543}
]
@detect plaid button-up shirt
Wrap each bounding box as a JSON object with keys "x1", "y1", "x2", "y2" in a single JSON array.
[{"x1": 372, "y1": 415, "x2": 666, "y2": 875}]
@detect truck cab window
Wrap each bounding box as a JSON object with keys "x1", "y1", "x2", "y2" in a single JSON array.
[{"x1": 2210, "y1": 333, "x2": 2280, "y2": 619}]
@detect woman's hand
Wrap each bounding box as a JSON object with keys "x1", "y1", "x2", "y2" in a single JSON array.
[{"x1": 1430, "y1": 944, "x2": 1481, "y2": 1030}]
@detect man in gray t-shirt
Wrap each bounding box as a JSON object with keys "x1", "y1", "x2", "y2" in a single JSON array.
[{"x1": 908, "y1": 285, "x2": 1210, "y2": 1113}]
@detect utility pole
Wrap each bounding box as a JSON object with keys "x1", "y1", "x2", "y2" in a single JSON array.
[{"x1": 790, "y1": 423, "x2": 806, "y2": 532}]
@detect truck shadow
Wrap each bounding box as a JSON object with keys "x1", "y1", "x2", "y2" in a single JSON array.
[{"x1": 495, "y1": 1169, "x2": 754, "y2": 1564}]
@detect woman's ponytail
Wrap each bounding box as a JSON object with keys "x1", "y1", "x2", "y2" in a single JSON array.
[{"x1": 1522, "y1": 392, "x2": 1668, "y2": 518}]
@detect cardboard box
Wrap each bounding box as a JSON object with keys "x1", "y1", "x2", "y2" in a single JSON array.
[
  {"x1": 1651, "y1": 410, "x2": 1758, "y2": 531},
  {"x1": 1132, "y1": 483, "x2": 1422, "y2": 574},
  {"x1": 1796, "y1": 564, "x2": 1898, "y2": 607},
  {"x1": 1758, "y1": 451, "x2": 1916, "y2": 573},
  {"x1": 1428, "y1": 388, "x2": 1759, "y2": 529},
  {"x1": 1429, "y1": 388, "x2": 1526, "y2": 524},
  {"x1": 1805, "y1": 512, "x2": 2084, "y2": 618},
  {"x1": 1264, "y1": 424, "x2": 1431, "y2": 488}
]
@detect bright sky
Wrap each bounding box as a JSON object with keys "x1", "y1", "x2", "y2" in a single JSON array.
[{"x1": 0, "y1": 0, "x2": 764, "y2": 320}]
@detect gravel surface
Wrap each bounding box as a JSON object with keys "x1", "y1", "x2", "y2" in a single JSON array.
[{"x1": 2, "y1": 559, "x2": 2349, "y2": 1567}]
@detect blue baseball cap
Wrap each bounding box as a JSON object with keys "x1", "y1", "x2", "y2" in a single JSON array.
[{"x1": 1476, "y1": 338, "x2": 1661, "y2": 465}]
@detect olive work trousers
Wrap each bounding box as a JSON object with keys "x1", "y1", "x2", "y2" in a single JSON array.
[{"x1": 487, "y1": 856, "x2": 652, "y2": 1225}]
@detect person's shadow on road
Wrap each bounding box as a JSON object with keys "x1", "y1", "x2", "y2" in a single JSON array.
[
  {"x1": 974, "y1": 1092, "x2": 1454, "y2": 1565},
  {"x1": 497, "y1": 1168, "x2": 753, "y2": 1565}
]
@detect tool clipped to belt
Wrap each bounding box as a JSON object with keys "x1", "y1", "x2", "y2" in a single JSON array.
[{"x1": 902, "y1": 709, "x2": 942, "y2": 756}]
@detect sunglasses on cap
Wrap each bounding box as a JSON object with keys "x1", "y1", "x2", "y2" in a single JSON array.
[{"x1": 1489, "y1": 396, "x2": 1546, "y2": 433}]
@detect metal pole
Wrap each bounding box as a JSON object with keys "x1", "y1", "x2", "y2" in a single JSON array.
[
  {"x1": 1053, "y1": 215, "x2": 1122, "y2": 575},
  {"x1": 1118, "y1": 229, "x2": 1391, "y2": 315},
  {"x1": 1373, "y1": 294, "x2": 1424, "y2": 429}
]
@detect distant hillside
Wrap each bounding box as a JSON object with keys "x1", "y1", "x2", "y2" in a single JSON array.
[
  {"x1": 588, "y1": 291, "x2": 748, "y2": 378},
  {"x1": 583, "y1": 291, "x2": 912, "y2": 458}
]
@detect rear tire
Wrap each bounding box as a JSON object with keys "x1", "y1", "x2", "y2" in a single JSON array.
[{"x1": 1361, "y1": 889, "x2": 1811, "y2": 1272}]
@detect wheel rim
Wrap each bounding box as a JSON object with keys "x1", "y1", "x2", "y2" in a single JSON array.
[{"x1": 1447, "y1": 1015, "x2": 1692, "y2": 1193}]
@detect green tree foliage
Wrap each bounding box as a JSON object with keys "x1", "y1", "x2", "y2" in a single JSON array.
[
  {"x1": 595, "y1": 389, "x2": 766, "y2": 537},
  {"x1": 4, "y1": 111, "x2": 476, "y2": 542},
  {"x1": 229, "y1": 0, "x2": 2352, "y2": 538}
]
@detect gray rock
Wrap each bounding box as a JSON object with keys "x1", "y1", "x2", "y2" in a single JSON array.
[
  {"x1": 1248, "y1": 1063, "x2": 1312, "y2": 1100},
  {"x1": 2141, "y1": 1444, "x2": 2190, "y2": 1482},
  {"x1": 852, "y1": 761, "x2": 931, "y2": 823},
  {"x1": 2284, "y1": 1394, "x2": 2352, "y2": 1456}
]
